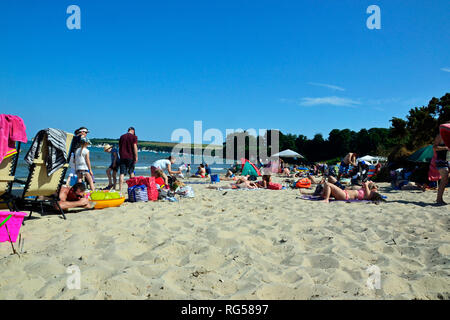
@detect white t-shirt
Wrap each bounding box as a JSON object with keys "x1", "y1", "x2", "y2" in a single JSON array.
[
  {"x1": 75, "y1": 148, "x2": 89, "y2": 171},
  {"x1": 152, "y1": 159, "x2": 171, "y2": 171}
]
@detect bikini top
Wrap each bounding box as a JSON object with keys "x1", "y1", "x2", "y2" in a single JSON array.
[{"x1": 357, "y1": 188, "x2": 365, "y2": 200}]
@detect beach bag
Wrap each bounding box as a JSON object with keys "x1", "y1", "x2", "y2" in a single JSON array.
[
  {"x1": 128, "y1": 185, "x2": 148, "y2": 202},
  {"x1": 175, "y1": 186, "x2": 195, "y2": 198},
  {"x1": 295, "y1": 178, "x2": 311, "y2": 189},
  {"x1": 127, "y1": 176, "x2": 159, "y2": 201},
  {"x1": 267, "y1": 182, "x2": 282, "y2": 190}
]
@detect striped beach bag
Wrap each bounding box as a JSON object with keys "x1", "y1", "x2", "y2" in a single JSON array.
[{"x1": 128, "y1": 185, "x2": 148, "y2": 202}]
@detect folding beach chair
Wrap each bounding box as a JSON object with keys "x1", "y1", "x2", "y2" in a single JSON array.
[
  {"x1": 0, "y1": 142, "x2": 21, "y2": 211},
  {"x1": 15, "y1": 131, "x2": 74, "y2": 220}
]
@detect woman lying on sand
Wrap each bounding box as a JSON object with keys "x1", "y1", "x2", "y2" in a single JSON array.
[
  {"x1": 207, "y1": 176, "x2": 260, "y2": 190},
  {"x1": 321, "y1": 181, "x2": 384, "y2": 203},
  {"x1": 209, "y1": 175, "x2": 278, "y2": 190}
]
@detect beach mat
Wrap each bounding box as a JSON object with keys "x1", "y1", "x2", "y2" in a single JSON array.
[
  {"x1": 215, "y1": 187, "x2": 262, "y2": 191},
  {"x1": 184, "y1": 181, "x2": 210, "y2": 185},
  {"x1": 297, "y1": 195, "x2": 371, "y2": 203}
]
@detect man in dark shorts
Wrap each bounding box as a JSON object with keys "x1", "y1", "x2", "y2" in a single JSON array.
[{"x1": 118, "y1": 127, "x2": 138, "y2": 191}]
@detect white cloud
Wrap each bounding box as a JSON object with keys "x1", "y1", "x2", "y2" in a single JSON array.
[
  {"x1": 299, "y1": 96, "x2": 360, "y2": 107},
  {"x1": 307, "y1": 82, "x2": 345, "y2": 91},
  {"x1": 441, "y1": 67, "x2": 450, "y2": 72}
]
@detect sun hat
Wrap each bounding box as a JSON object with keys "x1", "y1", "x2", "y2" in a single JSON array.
[
  {"x1": 104, "y1": 144, "x2": 113, "y2": 152},
  {"x1": 78, "y1": 127, "x2": 89, "y2": 134}
]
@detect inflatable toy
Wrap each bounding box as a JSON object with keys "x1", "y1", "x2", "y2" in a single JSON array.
[
  {"x1": 93, "y1": 197, "x2": 125, "y2": 209},
  {"x1": 90, "y1": 191, "x2": 121, "y2": 201},
  {"x1": 296, "y1": 178, "x2": 312, "y2": 189},
  {"x1": 89, "y1": 191, "x2": 124, "y2": 209}
]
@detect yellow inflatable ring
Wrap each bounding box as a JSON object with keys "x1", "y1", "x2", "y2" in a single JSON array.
[{"x1": 93, "y1": 197, "x2": 125, "y2": 209}]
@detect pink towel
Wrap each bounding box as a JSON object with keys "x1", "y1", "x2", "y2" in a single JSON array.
[{"x1": 0, "y1": 114, "x2": 27, "y2": 164}]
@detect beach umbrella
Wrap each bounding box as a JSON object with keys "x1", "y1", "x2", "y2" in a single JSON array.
[
  {"x1": 271, "y1": 149, "x2": 304, "y2": 158},
  {"x1": 407, "y1": 145, "x2": 434, "y2": 163}
]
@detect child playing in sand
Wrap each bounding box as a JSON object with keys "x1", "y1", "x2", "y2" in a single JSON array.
[
  {"x1": 75, "y1": 138, "x2": 95, "y2": 191},
  {"x1": 191, "y1": 164, "x2": 206, "y2": 178}
]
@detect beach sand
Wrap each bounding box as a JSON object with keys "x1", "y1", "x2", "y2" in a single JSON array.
[{"x1": 0, "y1": 178, "x2": 449, "y2": 300}]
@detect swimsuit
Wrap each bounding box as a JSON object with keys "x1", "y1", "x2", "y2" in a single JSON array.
[
  {"x1": 343, "y1": 190, "x2": 349, "y2": 200},
  {"x1": 357, "y1": 189, "x2": 365, "y2": 200},
  {"x1": 344, "y1": 189, "x2": 365, "y2": 200},
  {"x1": 436, "y1": 143, "x2": 449, "y2": 169}
]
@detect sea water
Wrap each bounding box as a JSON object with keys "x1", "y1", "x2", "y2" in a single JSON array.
[{"x1": 15, "y1": 142, "x2": 231, "y2": 182}]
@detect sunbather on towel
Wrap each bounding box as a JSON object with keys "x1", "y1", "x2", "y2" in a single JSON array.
[
  {"x1": 57, "y1": 183, "x2": 94, "y2": 210},
  {"x1": 234, "y1": 176, "x2": 260, "y2": 189},
  {"x1": 321, "y1": 181, "x2": 383, "y2": 203}
]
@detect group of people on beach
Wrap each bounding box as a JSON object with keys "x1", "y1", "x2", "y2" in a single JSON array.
[
  {"x1": 59, "y1": 127, "x2": 138, "y2": 210},
  {"x1": 57, "y1": 122, "x2": 449, "y2": 210},
  {"x1": 66, "y1": 126, "x2": 138, "y2": 192}
]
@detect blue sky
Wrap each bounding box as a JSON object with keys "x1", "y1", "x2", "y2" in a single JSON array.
[{"x1": 1, "y1": 0, "x2": 449, "y2": 142}]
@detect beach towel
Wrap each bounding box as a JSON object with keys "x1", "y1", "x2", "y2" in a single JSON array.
[
  {"x1": 216, "y1": 187, "x2": 262, "y2": 191},
  {"x1": 298, "y1": 195, "x2": 371, "y2": 203},
  {"x1": 0, "y1": 114, "x2": 27, "y2": 164},
  {"x1": 267, "y1": 182, "x2": 282, "y2": 190},
  {"x1": 24, "y1": 128, "x2": 68, "y2": 176},
  {"x1": 3, "y1": 148, "x2": 17, "y2": 160},
  {"x1": 184, "y1": 181, "x2": 210, "y2": 185}
]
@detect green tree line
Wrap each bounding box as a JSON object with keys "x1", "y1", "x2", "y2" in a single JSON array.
[{"x1": 223, "y1": 93, "x2": 450, "y2": 163}]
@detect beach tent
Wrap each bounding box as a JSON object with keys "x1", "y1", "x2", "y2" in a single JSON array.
[
  {"x1": 241, "y1": 158, "x2": 262, "y2": 177},
  {"x1": 407, "y1": 145, "x2": 434, "y2": 163},
  {"x1": 271, "y1": 149, "x2": 304, "y2": 158}
]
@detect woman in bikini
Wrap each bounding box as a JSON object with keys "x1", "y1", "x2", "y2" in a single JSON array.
[{"x1": 321, "y1": 181, "x2": 381, "y2": 203}]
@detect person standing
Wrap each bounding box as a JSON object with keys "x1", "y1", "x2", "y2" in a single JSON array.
[
  {"x1": 67, "y1": 127, "x2": 89, "y2": 186},
  {"x1": 339, "y1": 152, "x2": 357, "y2": 179},
  {"x1": 104, "y1": 144, "x2": 120, "y2": 190},
  {"x1": 75, "y1": 137, "x2": 95, "y2": 191},
  {"x1": 118, "y1": 127, "x2": 138, "y2": 191},
  {"x1": 434, "y1": 132, "x2": 449, "y2": 205}
]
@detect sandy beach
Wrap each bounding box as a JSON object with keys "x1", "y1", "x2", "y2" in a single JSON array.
[{"x1": 0, "y1": 177, "x2": 448, "y2": 300}]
